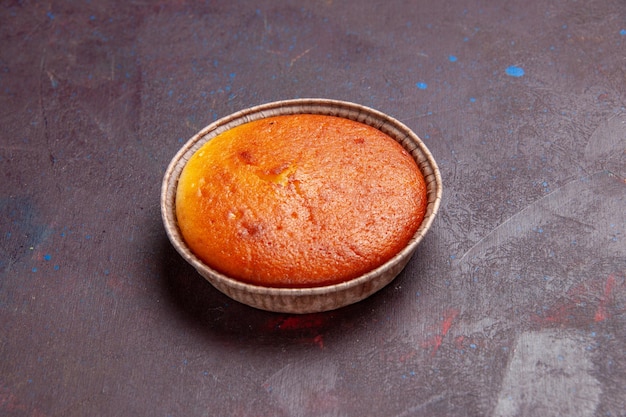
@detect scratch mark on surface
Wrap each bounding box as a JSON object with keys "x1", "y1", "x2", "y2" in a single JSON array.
[
  {"x1": 262, "y1": 364, "x2": 292, "y2": 391},
  {"x1": 456, "y1": 172, "x2": 616, "y2": 265},
  {"x1": 551, "y1": 213, "x2": 595, "y2": 231},
  {"x1": 392, "y1": 394, "x2": 447, "y2": 417},
  {"x1": 493, "y1": 330, "x2": 601, "y2": 417},
  {"x1": 399, "y1": 105, "x2": 464, "y2": 122},
  {"x1": 583, "y1": 112, "x2": 626, "y2": 165},
  {"x1": 46, "y1": 70, "x2": 59, "y2": 88},
  {"x1": 262, "y1": 360, "x2": 339, "y2": 415},
  {"x1": 38, "y1": 50, "x2": 55, "y2": 166},
  {"x1": 289, "y1": 47, "x2": 313, "y2": 67},
  {"x1": 0, "y1": 145, "x2": 44, "y2": 154}
]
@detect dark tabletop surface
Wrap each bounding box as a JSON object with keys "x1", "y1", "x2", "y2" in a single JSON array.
[{"x1": 1, "y1": 1, "x2": 625, "y2": 416}]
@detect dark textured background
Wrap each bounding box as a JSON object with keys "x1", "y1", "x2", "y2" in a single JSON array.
[{"x1": 1, "y1": 1, "x2": 625, "y2": 416}]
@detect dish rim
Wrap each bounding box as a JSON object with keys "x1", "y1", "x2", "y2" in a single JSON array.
[{"x1": 161, "y1": 98, "x2": 442, "y2": 305}]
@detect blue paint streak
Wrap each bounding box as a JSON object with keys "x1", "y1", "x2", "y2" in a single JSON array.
[
  {"x1": 448, "y1": 55, "x2": 458, "y2": 62},
  {"x1": 469, "y1": 97, "x2": 476, "y2": 102},
  {"x1": 505, "y1": 65, "x2": 525, "y2": 77},
  {"x1": 621, "y1": 29, "x2": 626, "y2": 36},
  {"x1": 44, "y1": 254, "x2": 51, "y2": 261},
  {"x1": 416, "y1": 82, "x2": 428, "y2": 90}
]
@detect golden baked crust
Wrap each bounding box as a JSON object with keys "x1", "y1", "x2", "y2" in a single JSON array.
[{"x1": 175, "y1": 114, "x2": 427, "y2": 288}]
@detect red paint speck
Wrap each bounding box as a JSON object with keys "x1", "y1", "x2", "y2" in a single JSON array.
[
  {"x1": 264, "y1": 314, "x2": 329, "y2": 349},
  {"x1": 595, "y1": 274, "x2": 616, "y2": 322},
  {"x1": 441, "y1": 309, "x2": 458, "y2": 335},
  {"x1": 266, "y1": 313, "x2": 329, "y2": 331},
  {"x1": 399, "y1": 349, "x2": 417, "y2": 362},
  {"x1": 313, "y1": 334, "x2": 324, "y2": 349},
  {"x1": 454, "y1": 335, "x2": 465, "y2": 350},
  {"x1": 0, "y1": 384, "x2": 48, "y2": 417},
  {"x1": 422, "y1": 308, "x2": 459, "y2": 356},
  {"x1": 533, "y1": 273, "x2": 624, "y2": 327}
]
